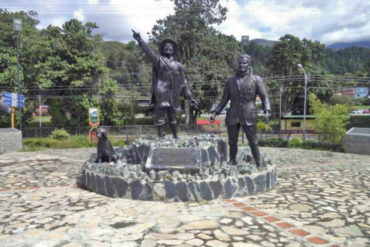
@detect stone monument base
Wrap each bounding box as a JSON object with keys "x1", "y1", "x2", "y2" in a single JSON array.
[
  {"x1": 344, "y1": 127, "x2": 370, "y2": 155},
  {"x1": 0, "y1": 128, "x2": 22, "y2": 154},
  {"x1": 78, "y1": 135, "x2": 277, "y2": 202}
]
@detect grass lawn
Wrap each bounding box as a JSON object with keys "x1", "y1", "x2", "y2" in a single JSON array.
[
  {"x1": 30, "y1": 116, "x2": 52, "y2": 123},
  {"x1": 352, "y1": 105, "x2": 370, "y2": 110},
  {"x1": 22, "y1": 135, "x2": 127, "y2": 152}
]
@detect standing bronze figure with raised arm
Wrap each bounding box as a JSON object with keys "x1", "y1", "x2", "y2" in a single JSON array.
[{"x1": 132, "y1": 30, "x2": 198, "y2": 139}]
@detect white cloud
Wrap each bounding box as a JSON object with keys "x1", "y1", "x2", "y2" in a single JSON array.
[
  {"x1": 94, "y1": 0, "x2": 174, "y2": 41},
  {"x1": 88, "y1": 0, "x2": 99, "y2": 5},
  {"x1": 73, "y1": 8, "x2": 85, "y2": 22},
  {"x1": 50, "y1": 18, "x2": 67, "y2": 28},
  {"x1": 216, "y1": 0, "x2": 370, "y2": 44},
  {"x1": 1, "y1": 0, "x2": 369, "y2": 44}
]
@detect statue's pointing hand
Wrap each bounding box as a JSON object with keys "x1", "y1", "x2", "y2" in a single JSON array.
[{"x1": 132, "y1": 29, "x2": 142, "y2": 43}]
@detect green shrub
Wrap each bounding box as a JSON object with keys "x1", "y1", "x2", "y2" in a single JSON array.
[
  {"x1": 309, "y1": 93, "x2": 349, "y2": 144},
  {"x1": 302, "y1": 141, "x2": 344, "y2": 152},
  {"x1": 328, "y1": 95, "x2": 351, "y2": 106},
  {"x1": 350, "y1": 115, "x2": 370, "y2": 128},
  {"x1": 132, "y1": 117, "x2": 155, "y2": 125},
  {"x1": 112, "y1": 139, "x2": 127, "y2": 146},
  {"x1": 49, "y1": 129, "x2": 70, "y2": 140},
  {"x1": 259, "y1": 138, "x2": 288, "y2": 147},
  {"x1": 288, "y1": 138, "x2": 302, "y2": 148},
  {"x1": 257, "y1": 121, "x2": 272, "y2": 132},
  {"x1": 23, "y1": 135, "x2": 96, "y2": 151}
]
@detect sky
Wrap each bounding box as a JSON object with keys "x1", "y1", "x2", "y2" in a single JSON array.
[{"x1": 1, "y1": 0, "x2": 370, "y2": 45}]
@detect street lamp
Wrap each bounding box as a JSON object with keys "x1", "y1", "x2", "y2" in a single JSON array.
[
  {"x1": 297, "y1": 63, "x2": 307, "y2": 141},
  {"x1": 13, "y1": 18, "x2": 22, "y2": 131}
]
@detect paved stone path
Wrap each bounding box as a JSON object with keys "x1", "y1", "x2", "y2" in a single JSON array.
[{"x1": 0, "y1": 147, "x2": 369, "y2": 247}]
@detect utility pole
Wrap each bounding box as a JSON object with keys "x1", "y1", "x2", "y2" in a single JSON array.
[{"x1": 13, "y1": 18, "x2": 22, "y2": 131}]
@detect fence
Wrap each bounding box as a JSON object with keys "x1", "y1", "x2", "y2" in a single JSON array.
[
  {"x1": 22, "y1": 124, "x2": 207, "y2": 139},
  {"x1": 22, "y1": 125, "x2": 344, "y2": 150}
]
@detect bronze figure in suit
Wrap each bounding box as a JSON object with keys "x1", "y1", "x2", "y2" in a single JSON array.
[
  {"x1": 210, "y1": 54, "x2": 270, "y2": 168},
  {"x1": 132, "y1": 30, "x2": 197, "y2": 138}
]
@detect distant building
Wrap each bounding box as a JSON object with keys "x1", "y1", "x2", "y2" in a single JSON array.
[
  {"x1": 335, "y1": 88, "x2": 355, "y2": 99},
  {"x1": 335, "y1": 87, "x2": 369, "y2": 99},
  {"x1": 35, "y1": 105, "x2": 49, "y2": 116},
  {"x1": 280, "y1": 115, "x2": 316, "y2": 133},
  {"x1": 354, "y1": 87, "x2": 369, "y2": 99},
  {"x1": 241, "y1": 35, "x2": 249, "y2": 47}
]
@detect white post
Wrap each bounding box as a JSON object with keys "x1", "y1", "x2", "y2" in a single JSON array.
[
  {"x1": 297, "y1": 64, "x2": 307, "y2": 142},
  {"x1": 38, "y1": 93, "x2": 42, "y2": 128}
]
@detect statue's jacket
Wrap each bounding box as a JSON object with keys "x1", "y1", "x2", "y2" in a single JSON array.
[
  {"x1": 139, "y1": 42, "x2": 192, "y2": 111},
  {"x1": 213, "y1": 71, "x2": 270, "y2": 126}
]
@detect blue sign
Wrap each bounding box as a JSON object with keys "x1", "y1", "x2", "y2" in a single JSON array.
[{"x1": 1, "y1": 91, "x2": 25, "y2": 107}]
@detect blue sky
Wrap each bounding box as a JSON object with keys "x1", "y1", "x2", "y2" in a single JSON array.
[{"x1": 1, "y1": 0, "x2": 369, "y2": 44}]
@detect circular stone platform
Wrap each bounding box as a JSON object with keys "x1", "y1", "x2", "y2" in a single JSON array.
[{"x1": 77, "y1": 135, "x2": 277, "y2": 202}]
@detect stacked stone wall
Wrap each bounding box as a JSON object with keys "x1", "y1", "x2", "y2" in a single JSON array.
[{"x1": 0, "y1": 128, "x2": 22, "y2": 154}]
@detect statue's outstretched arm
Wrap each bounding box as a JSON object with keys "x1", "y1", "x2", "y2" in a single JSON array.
[{"x1": 132, "y1": 29, "x2": 159, "y2": 68}]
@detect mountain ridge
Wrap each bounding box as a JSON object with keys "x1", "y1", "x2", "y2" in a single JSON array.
[{"x1": 326, "y1": 41, "x2": 370, "y2": 50}]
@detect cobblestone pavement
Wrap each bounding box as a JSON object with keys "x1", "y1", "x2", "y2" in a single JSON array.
[{"x1": 0, "y1": 147, "x2": 369, "y2": 247}]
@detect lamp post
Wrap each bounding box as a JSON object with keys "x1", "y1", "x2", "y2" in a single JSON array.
[
  {"x1": 13, "y1": 18, "x2": 22, "y2": 131},
  {"x1": 297, "y1": 63, "x2": 307, "y2": 141}
]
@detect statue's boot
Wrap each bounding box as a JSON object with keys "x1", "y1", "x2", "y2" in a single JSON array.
[
  {"x1": 157, "y1": 125, "x2": 164, "y2": 139},
  {"x1": 251, "y1": 144, "x2": 263, "y2": 169},
  {"x1": 169, "y1": 124, "x2": 178, "y2": 139},
  {"x1": 228, "y1": 144, "x2": 238, "y2": 165}
]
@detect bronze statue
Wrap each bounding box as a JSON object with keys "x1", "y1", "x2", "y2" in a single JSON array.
[
  {"x1": 210, "y1": 54, "x2": 270, "y2": 169},
  {"x1": 132, "y1": 30, "x2": 197, "y2": 139},
  {"x1": 0, "y1": 101, "x2": 11, "y2": 115}
]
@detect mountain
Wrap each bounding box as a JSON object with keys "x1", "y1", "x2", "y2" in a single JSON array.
[{"x1": 328, "y1": 41, "x2": 370, "y2": 50}]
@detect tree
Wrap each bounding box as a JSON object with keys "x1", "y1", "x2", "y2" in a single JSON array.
[
  {"x1": 309, "y1": 93, "x2": 349, "y2": 144},
  {"x1": 243, "y1": 42, "x2": 272, "y2": 76},
  {"x1": 267, "y1": 34, "x2": 330, "y2": 115},
  {"x1": 0, "y1": 9, "x2": 40, "y2": 127},
  {"x1": 323, "y1": 47, "x2": 370, "y2": 75},
  {"x1": 39, "y1": 19, "x2": 118, "y2": 127},
  {"x1": 328, "y1": 95, "x2": 351, "y2": 106}
]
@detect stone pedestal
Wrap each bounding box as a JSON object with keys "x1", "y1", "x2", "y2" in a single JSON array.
[
  {"x1": 344, "y1": 127, "x2": 370, "y2": 155},
  {"x1": 0, "y1": 128, "x2": 22, "y2": 154},
  {"x1": 78, "y1": 135, "x2": 277, "y2": 202}
]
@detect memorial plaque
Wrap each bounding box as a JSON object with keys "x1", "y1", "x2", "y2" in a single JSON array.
[{"x1": 146, "y1": 148, "x2": 201, "y2": 170}]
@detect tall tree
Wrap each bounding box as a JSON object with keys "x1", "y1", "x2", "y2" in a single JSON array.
[
  {"x1": 0, "y1": 10, "x2": 119, "y2": 128},
  {"x1": 39, "y1": 19, "x2": 118, "y2": 127},
  {"x1": 267, "y1": 34, "x2": 329, "y2": 115},
  {"x1": 0, "y1": 9, "x2": 40, "y2": 127}
]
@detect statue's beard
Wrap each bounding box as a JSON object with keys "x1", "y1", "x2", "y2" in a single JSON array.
[
  {"x1": 237, "y1": 67, "x2": 251, "y2": 77},
  {"x1": 164, "y1": 50, "x2": 173, "y2": 57}
]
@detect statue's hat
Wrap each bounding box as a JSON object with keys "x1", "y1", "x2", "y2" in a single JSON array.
[{"x1": 159, "y1": 38, "x2": 178, "y2": 55}]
